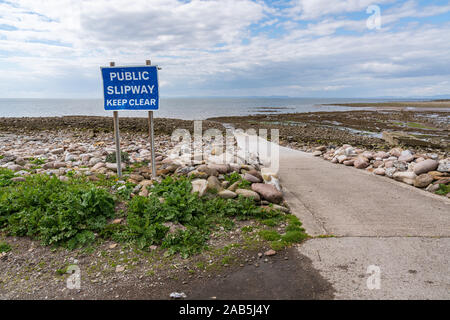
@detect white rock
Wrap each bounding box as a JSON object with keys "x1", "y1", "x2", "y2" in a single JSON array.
[{"x1": 393, "y1": 171, "x2": 417, "y2": 185}]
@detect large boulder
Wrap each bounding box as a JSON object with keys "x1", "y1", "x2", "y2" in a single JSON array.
[
  {"x1": 354, "y1": 156, "x2": 369, "y2": 169},
  {"x1": 191, "y1": 179, "x2": 208, "y2": 197},
  {"x1": 414, "y1": 174, "x2": 433, "y2": 188},
  {"x1": 235, "y1": 189, "x2": 260, "y2": 201},
  {"x1": 251, "y1": 183, "x2": 283, "y2": 204},
  {"x1": 398, "y1": 150, "x2": 414, "y2": 162},
  {"x1": 207, "y1": 164, "x2": 230, "y2": 174},
  {"x1": 437, "y1": 160, "x2": 450, "y2": 173},
  {"x1": 207, "y1": 176, "x2": 222, "y2": 192},
  {"x1": 218, "y1": 190, "x2": 237, "y2": 199},
  {"x1": 413, "y1": 159, "x2": 439, "y2": 175},
  {"x1": 197, "y1": 164, "x2": 218, "y2": 177},
  {"x1": 243, "y1": 173, "x2": 261, "y2": 183},
  {"x1": 393, "y1": 171, "x2": 417, "y2": 185}
]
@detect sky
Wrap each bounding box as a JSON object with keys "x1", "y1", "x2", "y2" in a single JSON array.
[{"x1": 0, "y1": 0, "x2": 450, "y2": 98}]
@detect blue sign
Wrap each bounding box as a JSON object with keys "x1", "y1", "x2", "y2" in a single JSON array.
[{"x1": 101, "y1": 65, "x2": 159, "y2": 110}]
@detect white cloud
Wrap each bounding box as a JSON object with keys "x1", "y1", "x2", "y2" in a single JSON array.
[{"x1": 0, "y1": 0, "x2": 450, "y2": 98}]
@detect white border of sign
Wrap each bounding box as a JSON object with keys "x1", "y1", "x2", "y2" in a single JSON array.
[{"x1": 100, "y1": 64, "x2": 160, "y2": 111}]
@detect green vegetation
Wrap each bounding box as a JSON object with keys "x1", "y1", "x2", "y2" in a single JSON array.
[
  {"x1": 224, "y1": 172, "x2": 252, "y2": 189},
  {"x1": 0, "y1": 168, "x2": 15, "y2": 187},
  {"x1": 106, "y1": 151, "x2": 130, "y2": 164},
  {"x1": 0, "y1": 241, "x2": 11, "y2": 253},
  {"x1": 0, "y1": 173, "x2": 115, "y2": 249},
  {"x1": 0, "y1": 168, "x2": 305, "y2": 258},
  {"x1": 262, "y1": 215, "x2": 308, "y2": 251},
  {"x1": 29, "y1": 158, "x2": 46, "y2": 165},
  {"x1": 107, "y1": 176, "x2": 271, "y2": 258},
  {"x1": 258, "y1": 229, "x2": 281, "y2": 241},
  {"x1": 435, "y1": 184, "x2": 450, "y2": 195}
]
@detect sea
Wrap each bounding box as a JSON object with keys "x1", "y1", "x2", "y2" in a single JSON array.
[{"x1": 0, "y1": 97, "x2": 412, "y2": 120}]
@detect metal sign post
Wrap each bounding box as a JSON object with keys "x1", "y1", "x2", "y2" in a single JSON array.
[
  {"x1": 110, "y1": 61, "x2": 123, "y2": 178},
  {"x1": 101, "y1": 60, "x2": 160, "y2": 180},
  {"x1": 146, "y1": 60, "x2": 157, "y2": 179}
]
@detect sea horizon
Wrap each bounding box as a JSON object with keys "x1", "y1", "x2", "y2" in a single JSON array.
[{"x1": 0, "y1": 96, "x2": 440, "y2": 120}]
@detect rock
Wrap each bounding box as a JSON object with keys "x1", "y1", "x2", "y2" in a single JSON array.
[
  {"x1": 218, "y1": 190, "x2": 237, "y2": 199},
  {"x1": 65, "y1": 153, "x2": 76, "y2": 162},
  {"x1": 389, "y1": 148, "x2": 402, "y2": 158},
  {"x1": 398, "y1": 150, "x2": 414, "y2": 162},
  {"x1": 221, "y1": 180, "x2": 230, "y2": 188},
  {"x1": 235, "y1": 189, "x2": 260, "y2": 201},
  {"x1": 139, "y1": 187, "x2": 149, "y2": 197},
  {"x1": 385, "y1": 167, "x2": 397, "y2": 178},
  {"x1": 227, "y1": 181, "x2": 240, "y2": 192},
  {"x1": 384, "y1": 160, "x2": 394, "y2": 168},
  {"x1": 92, "y1": 162, "x2": 105, "y2": 171},
  {"x1": 207, "y1": 164, "x2": 230, "y2": 174},
  {"x1": 264, "y1": 249, "x2": 276, "y2": 256},
  {"x1": 243, "y1": 173, "x2": 261, "y2": 183},
  {"x1": 372, "y1": 160, "x2": 384, "y2": 168},
  {"x1": 437, "y1": 161, "x2": 450, "y2": 173},
  {"x1": 251, "y1": 183, "x2": 283, "y2": 204},
  {"x1": 191, "y1": 179, "x2": 208, "y2": 197},
  {"x1": 53, "y1": 161, "x2": 66, "y2": 169},
  {"x1": 42, "y1": 162, "x2": 54, "y2": 169},
  {"x1": 373, "y1": 168, "x2": 385, "y2": 176},
  {"x1": 11, "y1": 177, "x2": 26, "y2": 182},
  {"x1": 315, "y1": 146, "x2": 327, "y2": 151},
  {"x1": 51, "y1": 148, "x2": 64, "y2": 155},
  {"x1": 207, "y1": 176, "x2": 222, "y2": 192},
  {"x1": 383, "y1": 131, "x2": 434, "y2": 147},
  {"x1": 427, "y1": 171, "x2": 447, "y2": 180},
  {"x1": 312, "y1": 151, "x2": 322, "y2": 156},
  {"x1": 393, "y1": 160, "x2": 408, "y2": 172},
  {"x1": 139, "y1": 180, "x2": 153, "y2": 187},
  {"x1": 434, "y1": 178, "x2": 450, "y2": 185},
  {"x1": 362, "y1": 151, "x2": 373, "y2": 160},
  {"x1": 188, "y1": 170, "x2": 209, "y2": 179},
  {"x1": 337, "y1": 155, "x2": 347, "y2": 163},
  {"x1": 272, "y1": 204, "x2": 290, "y2": 213},
  {"x1": 176, "y1": 166, "x2": 195, "y2": 175},
  {"x1": 374, "y1": 151, "x2": 389, "y2": 159},
  {"x1": 15, "y1": 157, "x2": 26, "y2": 165},
  {"x1": 7, "y1": 164, "x2": 22, "y2": 171},
  {"x1": 89, "y1": 157, "x2": 102, "y2": 166},
  {"x1": 344, "y1": 147, "x2": 356, "y2": 157},
  {"x1": 413, "y1": 159, "x2": 439, "y2": 175},
  {"x1": 106, "y1": 163, "x2": 125, "y2": 172},
  {"x1": 129, "y1": 174, "x2": 144, "y2": 182},
  {"x1": 163, "y1": 222, "x2": 187, "y2": 233},
  {"x1": 115, "y1": 265, "x2": 125, "y2": 273},
  {"x1": 354, "y1": 157, "x2": 369, "y2": 169},
  {"x1": 34, "y1": 149, "x2": 46, "y2": 155},
  {"x1": 426, "y1": 184, "x2": 440, "y2": 193},
  {"x1": 414, "y1": 174, "x2": 433, "y2": 188},
  {"x1": 197, "y1": 164, "x2": 218, "y2": 177},
  {"x1": 343, "y1": 160, "x2": 354, "y2": 166},
  {"x1": 393, "y1": 171, "x2": 417, "y2": 185}
]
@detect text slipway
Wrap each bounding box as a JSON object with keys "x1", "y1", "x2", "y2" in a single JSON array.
[{"x1": 107, "y1": 84, "x2": 155, "y2": 95}]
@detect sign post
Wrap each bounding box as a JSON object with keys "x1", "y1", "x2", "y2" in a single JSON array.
[
  {"x1": 146, "y1": 60, "x2": 157, "y2": 178},
  {"x1": 101, "y1": 60, "x2": 160, "y2": 179}
]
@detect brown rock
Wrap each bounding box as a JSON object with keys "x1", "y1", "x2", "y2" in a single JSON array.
[
  {"x1": 414, "y1": 174, "x2": 433, "y2": 188},
  {"x1": 251, "y1": 183, "x2": 283, "y2": 204}
]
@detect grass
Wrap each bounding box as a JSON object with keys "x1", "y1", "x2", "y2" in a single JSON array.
[
  {"x1": 0, "y1": 241, "x2": 11, "y2": 253},
  {"x1": 435, "y1": 184, "x2": 450, "y2": 195},
  {"x1": 223, "y1": 172, "x2": 252, "y2": 189}
]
